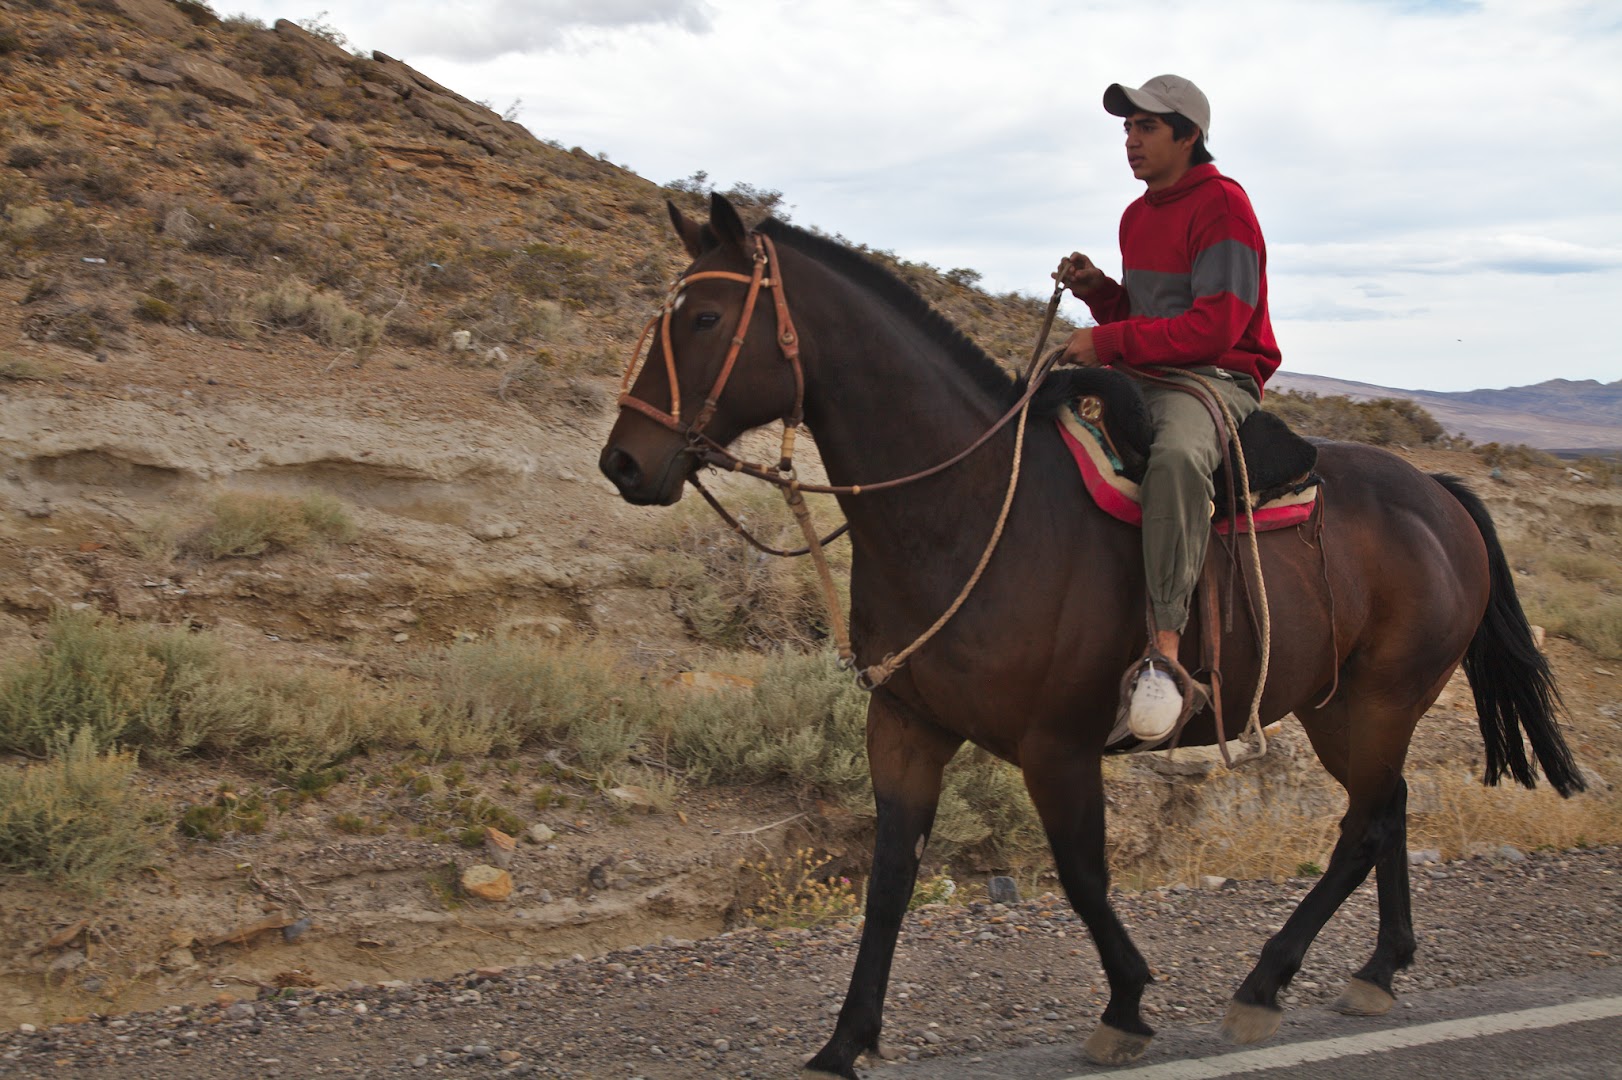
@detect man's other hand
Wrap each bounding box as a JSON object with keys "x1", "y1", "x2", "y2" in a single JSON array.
[
  {"x1": 1060, "y1": 327, "x2": 1099, "y2": 366},
  {"x1": 1054, "y1": 252, "x2": 1106, "y2": 298}
]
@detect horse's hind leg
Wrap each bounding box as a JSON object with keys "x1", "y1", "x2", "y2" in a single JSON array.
[
  {"x1": 804, "y1": 696, "x2": 961, "y2": 1080},
  {"x1": 1021, "y1": 736, "x2": 1155, "y2": 1065},
  {"x1": 1333, "y1": 778, "x2": 1414, "y2": 1016},
  {"x1": 1225, "y1": 696, "x2": 1418, "y2": 1044}
]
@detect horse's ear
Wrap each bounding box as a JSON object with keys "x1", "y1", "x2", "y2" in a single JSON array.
[
  {"x1": 709, "y1": 192, "x2": 749, "y2": 250},
  {"x1": 667, "y1": 200, "x2": 709, "y2": 259}
]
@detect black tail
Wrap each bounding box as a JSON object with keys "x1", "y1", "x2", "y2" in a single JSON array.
[{"x1": 1435, "y1": 474, "x2": 1585, "y2": 797}]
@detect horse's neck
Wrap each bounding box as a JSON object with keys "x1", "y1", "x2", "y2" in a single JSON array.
[{"x1": 790, "y1": 260, "x2": 1015, "y2": 549}]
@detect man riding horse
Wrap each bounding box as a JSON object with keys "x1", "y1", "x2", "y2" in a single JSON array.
[{"x1": 1056, "y1": 74, "x2": 1281, "y2": 744}]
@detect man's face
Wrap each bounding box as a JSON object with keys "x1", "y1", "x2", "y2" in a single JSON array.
[{"x1": 1123, "y1": 111, "x2": 1196, "y2": 190}]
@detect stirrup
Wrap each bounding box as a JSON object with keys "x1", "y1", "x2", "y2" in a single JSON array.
[{"x1": 1111, "y1": 649, "x2": 1209, "y2": 749}]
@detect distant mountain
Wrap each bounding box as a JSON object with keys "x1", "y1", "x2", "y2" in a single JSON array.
[{"x1": 1267, "y1": 373, "x2": 1622, "y2": 452}]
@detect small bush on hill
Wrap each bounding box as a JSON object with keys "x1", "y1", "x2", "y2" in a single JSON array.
[
  {"x1": 638, "y1": 485, "x2": 848, "y2": 650},
  {"x1": 248, "y1": 280, "x2": 382, "y2": 349},
  {"x1": 1474, "y1": 442, "x2": 1561, "y2": 470},
  {"x1": 194, "y1": 491, "x2": 359, "y2": 558},
  {"x1": 1263, "y1": 391, "x2": 1447, "y2": 447},
  {"x1": 0, "y1": 726, "x2": 168, "y2": 893}
]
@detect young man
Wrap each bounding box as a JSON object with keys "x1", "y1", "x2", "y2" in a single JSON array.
[{"x1": 1055, "y1": 74, "x2": 1281, "y2": 743}]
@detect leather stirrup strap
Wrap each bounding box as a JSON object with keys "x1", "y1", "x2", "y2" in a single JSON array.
[{"x1": 1200, "y1": 556, "x2": 1236, "y2": 767}]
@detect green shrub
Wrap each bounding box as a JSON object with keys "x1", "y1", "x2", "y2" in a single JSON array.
[
  {"x1": 413, "y1": 636, "x2": 657, "y2": 762},
  {"x1": 0, "y1": 611, "x2": 414, "y2": 773},
  {"x1": 0, "y1": 726, "x2": 169, "y2": 892},
  {"x1": 0, "y1": 610, "x2": 169, "y2": 755},
  {"x1": 665, "y1": 651, "x2": 868, "y2": 790}
]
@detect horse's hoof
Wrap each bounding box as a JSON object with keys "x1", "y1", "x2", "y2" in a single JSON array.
[
  {"x1": 1222, "y1": 1000, "x2": 1283, "y2": 1044},
  {"x1": 800, "y1": 1062, "x2": 856, "y2": 1080},
  {"x1": 1332, "y1": 978, "x2": 1396, "y2": 1016},
  {"x1": 1083, "y1": 1023, "x2": 1153, "y2": 1065}
]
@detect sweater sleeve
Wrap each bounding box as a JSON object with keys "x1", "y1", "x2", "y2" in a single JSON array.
[
  {"x1": 1092, "y1": 192, "x2": 1262, "y2": 369},
  {"x1": 1082, "y1": 278, "x2": 1131, "y2": 324}
]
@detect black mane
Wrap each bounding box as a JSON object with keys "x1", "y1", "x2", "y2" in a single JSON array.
[{"x1": 757, "y1": 218, "x2": 1019, "y2": 408}]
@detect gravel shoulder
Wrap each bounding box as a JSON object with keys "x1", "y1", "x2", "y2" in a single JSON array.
[{"x1": 3, "y1": 846, "x2": 1617, "y2": 1079}]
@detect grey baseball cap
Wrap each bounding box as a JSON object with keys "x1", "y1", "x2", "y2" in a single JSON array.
[{"x1": 1103, "y1": 75, "x2": 1211, "y2": 138}]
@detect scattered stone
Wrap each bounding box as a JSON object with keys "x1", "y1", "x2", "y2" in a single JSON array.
[
  {"x1": 1408, "y1": 848, "x2": 1442, "y2": 866},
  {"x1": 1496, "y1": 844, "x2": 1528, "y2": 863},
  {"x1": 307, "y1": 122, "x2": 346, "y2": 149},
  {"x1": 471, "y1": 519, "x2": 519, "y2": 541},
  {"x1": 45, "y1": 920, "x2": 89, "y2": 949},
  {"x1": 127, "y1": 62, "x2": 182, "y2": 86},
  {"x1": 200, "y1": 915, "x2": 292, "y2": 948},
  {"x1": 281, "y1": 917, "x2": 313, "y2": 943},
  {"x1": 987, "y1": 877, "x2": 1020, "y2": 904},
  {"x1": 393, "y1": 632, "x2": 411, "y2": 643},
  {"x1": 606, "y1": 785, "x2": 658, "y2": 812},
  {"x1": 48, "y1": 950, "x2": 86, "y2": 974},
  {"x1": 223, "y1": 1003, "x2": 255, "y2": 1021},
  {"x1": 1529, "y1": 624, "x2": 1546, "y2": 649},
  {"x1": 161, "y1": 947, "x2": 196, "y2": 972},
  {"x1": 483, "y1": 827, "x2": 517, "y2": 869},
  {"x1": 108, "y1": 0, "x2": 189, "y2": 34},
  {"x1": 169, "y1": 56, "x2": 261, "y2": 106},
  {"x1": 460, "y1": 865, "x2": 513, "y2": 902},
  {"x1": 526, "y1": 823, "x2": 556, "y2": 844},
  {"x1": 1200, "y1": 875, "x2": 1231, "y2": 890}
]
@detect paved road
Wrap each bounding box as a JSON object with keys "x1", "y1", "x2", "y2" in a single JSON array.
[{"x1": 880, "y1": 965, "x2": 1622, "y2": 1079}]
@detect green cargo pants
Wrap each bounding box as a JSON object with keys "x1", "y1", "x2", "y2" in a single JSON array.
[{"x1": 1139, "y1": 366, "x2": 1262, "y2": 633}]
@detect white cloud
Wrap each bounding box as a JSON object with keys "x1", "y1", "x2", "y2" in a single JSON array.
[{"x1": 217, "y1": 0, "x2": 1621, "y2": 391}]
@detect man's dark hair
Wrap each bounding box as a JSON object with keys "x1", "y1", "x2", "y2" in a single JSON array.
[{"x1": 1165, "y1": 112, "x2": 1214, "y2": 166}]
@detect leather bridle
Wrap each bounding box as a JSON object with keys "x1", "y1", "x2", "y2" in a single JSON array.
[{"x1": 617, "y1": 232, "x2": 807, "y2": 475}]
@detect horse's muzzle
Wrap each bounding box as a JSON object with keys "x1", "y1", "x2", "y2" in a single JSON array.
[{"x1": 598, "y1": 444, "x2": 686, "y2": 506}]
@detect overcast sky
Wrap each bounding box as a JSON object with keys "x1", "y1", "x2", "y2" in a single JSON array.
[{"x1": 223, "y1": 0, "x2": 1620, "y2": 393}]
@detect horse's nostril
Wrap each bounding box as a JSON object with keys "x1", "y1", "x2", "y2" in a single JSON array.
[{"x1": 600, "y1": 447, "x2": 642, "y2": 491}]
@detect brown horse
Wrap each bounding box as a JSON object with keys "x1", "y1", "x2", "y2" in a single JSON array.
[{"x1": 598, "y1": 193, "x2": 1585, "y2": 1077}]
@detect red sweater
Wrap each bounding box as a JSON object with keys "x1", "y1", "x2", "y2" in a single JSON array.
[{"x1": 1085, "y1": 164, "x2": 1281, "y2": 390}]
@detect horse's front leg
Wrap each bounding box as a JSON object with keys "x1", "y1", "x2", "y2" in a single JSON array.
[
  {"x1": 1021, "y1": 732, "x2": 1156, "y2": 1065},
  {"x1": 804, "y1": 694, "x2": 962, "y2": 1080}
]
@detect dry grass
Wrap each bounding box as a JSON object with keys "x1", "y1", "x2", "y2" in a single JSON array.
[
  {"x1": 0, "y1": 726, "x2": 168, "y2": 893},
  {"x1": 739, "y1": 847, "x2": 863, "y2": 930},
  {"x1": 1407, "y1": 765, "x2": 1622, "y2": 857},
  {"x1": 639, "y1": 486, "x2": 849, "y2": 650},
  {"x1": 249, "y1": 280, "x2": 382, "y2": 349},
  {"x1": 1510, "y1": 534, "x2": 1622, "y2": 659},
  {"x1": 194, "y1": 491, "x2": 359, "y2": 558}
]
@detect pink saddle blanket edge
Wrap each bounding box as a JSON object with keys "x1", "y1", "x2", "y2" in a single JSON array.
[{"x1": 1055, "y1": 417, "x2": 1316, "y2": 534}]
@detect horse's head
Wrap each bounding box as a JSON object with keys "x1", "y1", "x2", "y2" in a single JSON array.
[{"x1": 598, "y1": 193, "x2": 804, "y2": 506}]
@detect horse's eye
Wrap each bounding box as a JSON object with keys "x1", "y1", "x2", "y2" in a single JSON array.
[{"x1": 694, "y1": 312, "x2": 721, "y2": 330}]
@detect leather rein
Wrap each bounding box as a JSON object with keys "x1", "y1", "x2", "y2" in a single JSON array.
[{"x1": 615, "y1": 231, "x2": 1060, "y2": 687}]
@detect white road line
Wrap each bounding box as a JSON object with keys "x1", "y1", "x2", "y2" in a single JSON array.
[{"x1": 1069, "y1": 995, "x2": 1622, "y2": 1079}]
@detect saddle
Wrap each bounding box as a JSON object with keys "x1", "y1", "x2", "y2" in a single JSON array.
[
  {"x1": 1036, "y1": 367, "x2": 1320, "y2": 531},
  {"x1": 1033, "y1": 366, "x2": 1324, "y2": 759}
]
